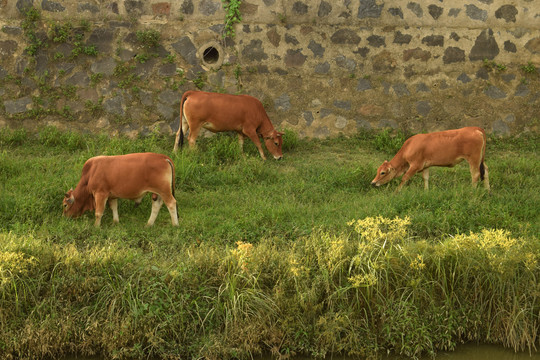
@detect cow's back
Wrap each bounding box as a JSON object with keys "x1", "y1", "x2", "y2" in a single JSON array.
[
  {"x1": 184, "y1": 91, "x2": 267, "y2": 130},
  {"x1": 402, "y1": 127, "x2": 484, "y2": 166},
  {"x1": 85, "y1": 153, "x2": 173, "y2": 198}
]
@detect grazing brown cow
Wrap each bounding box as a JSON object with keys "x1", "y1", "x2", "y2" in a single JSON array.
[
  {"x1": 63, "y1": 153, "x2": 179, "y2": 227},
  {"x1": 173, "y1": 91, "x2": 284, "y2": 160},
  {"x1": 371, "y1": 127, "x2": 490, "y2": 192}
]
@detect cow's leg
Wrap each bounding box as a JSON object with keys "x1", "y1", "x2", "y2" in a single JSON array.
[
  {"x1": 396, "y1": 166, "x2": 420, "y2": 192},
  {"x1": 187, "y1": 123, "x2": 202, "y2": 148},
  {"x1": 237, "y1": 133, "x2": 245, "y2": 153},
  {"x1": 161, "y1": 193, "x2": 179, "y2": 226},
  {"x1": 422, "y1": 168, "x2": 430, "y2": 190},
  {"x1": 109, "y1": 198, "x2": 120, "y2": 223},
  {"x1": 147, "y1": 194, "x2": 163, "y2": 226},
  {"x1": 468, "y1": 159, "x2": 481, "y2": 188},
  {"x1": 173, "y1": 128, "x2": 181, "y2": 153},
  {"x1": 94, "y1": 193, "x2": 108, "y2": 227},
  {"x1": 245, "y1": 131, "x2": 266, "y2": 160},
  {"x1": 482, "y1": 162, "x2": 491, "y2": 192},
  {"x1": 134, "y1": 196, "x2": 144, "y2": 207}
]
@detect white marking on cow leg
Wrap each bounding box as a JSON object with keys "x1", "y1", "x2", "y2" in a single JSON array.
[
  {"x1": 94, "y1": 194, "x2": 108, "y2": 227},
  {"x1": 237, "y1": 133, "x2": 245, "y2": 153},
  {"x1": 182, "y1": 114, "x2": 189, "y2": 135},
  {"x1": 165, "y1": 199, "x2": 179, "y2": 226},
  {"x1": 469, "y1": 161, "x2": 480, "y2": 188},
  {"x1": 173, "y1": 130, "x2": 181, "y2": 152},
  {"x1": 109, "y1": 198, "x2": 119, "y2": 223},
  {"x1": 422, "y1": 168, "x2": 430, "y2": 190},
  {"x1": 147, "y1": 195, "x2": 163, "y2": 226}
]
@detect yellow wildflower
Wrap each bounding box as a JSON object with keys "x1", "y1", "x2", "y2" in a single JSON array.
[
  {"x1": 349, "y1": 273, "x2": 378, "y2": 288},
  {"x1": 409, "y1": 254, "x2": 426, "y2": 271}
]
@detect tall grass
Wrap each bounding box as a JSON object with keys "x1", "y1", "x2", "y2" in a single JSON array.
[{"x1": 0, "y1": 126, "x2": 538, "y2": 359}]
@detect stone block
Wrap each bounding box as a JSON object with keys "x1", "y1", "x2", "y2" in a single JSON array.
[
  {"x1": 416, "y1": 101, "x2": 431, "y2": 116},
  {"x1": 180, "y1": 0, "x2": 193, "y2": 15},
  {"x1": 465, "y1": 4, "x2": 487, "y2": 21},
  {"x1": 495, "y1": 5, "x2": 517, "y2": 23},
  {"x1": 357, "y1": 78, "x2": 372, "y2": 91},
  {"x1": 318, "y1": 1, "x2": 331, "y2": 17},
  {"x1": 158, "y1": 89, "x2": 179, "y2": 106},
  {"x1": 422, "y1": 35, "x2": 444, "y2": 47},
  {"x1": 0, "y1": 40, "x2": 17, "y2": 59},
  {"x1": 285, "y1": 49, "x2": 307, "y2": 67},
  {"x1": 407, "y1": 2, "x2": 423, "y2": 18},
  {"x1": 88, "y1": 28, "x2": 114, "y2": 53},
  {"x1": 103, "y1": 95, "x2": 125, "y2": 116},
  {"x1": 469, "y1": 29, "x2": 499, "y2": 61},
  {"x1": 388, "y1": 7, "x2": 403, "y2": 19},
  {"x1": 358, "y1": 0, "x2": 383, "y2": 19},
  {"x1": 42, "y1": 0, "x2": 65, "y2": 12},
  {"x1": 403, "y1": 48, "x2": 431, "y2": 62},
  {"x1": 200, "y1": 0, "x2": 220, "y2": 16},
  {"x1": 314, "y1": 62, "x2": 330, "y2": 74},
  {"x1": 242, "y1": 39, "x2": 269, "y2": 61},
  {"x1": 90, "y1": 58, "x2": 116, "y2": 76},
  {"x1": 292, "y1": 1, "x2": 308, "y2": 15},
  {"x1": 367, "y1": 35, "x2": 385, "y2": 48},
  {"x1": 484, "y1": 85, "x2": 506, "y2": 99},
  {"x1": 525, "y1": 37, "x2": 540, "y2": 54},
  {"x1": 78, "y1": 3, "x2": 99, "y2": 13},
  {"x1": 330, "y1": 29, "x2": 360, "y2": 45},
  {"x1": 392, "y1": 83, "x2": 410, "y2": 97},
  {"x1": 4, "y1": 96, "x2": 32, "y2": 115},
  {"x1": 274, "y1": 94, "x2": 291, "y2": 111},
  {"x1": 428, "y1": 5, "x2": 443, "y2": 19},
  {"x1": 308, "y1": 40, "x2": 324, "y2": 57},
  {"x1": 443, "y1": 47, "x2": 465, "y2": 64},
  {"x1": 152, "y1": 2, "x2": 170, "y2": 16},
  {"x1": 393, "y1": 31, "x2": 412, "y2": 44}
]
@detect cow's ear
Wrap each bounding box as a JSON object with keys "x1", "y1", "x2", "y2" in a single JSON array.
[{"x1": 277, "y1": 131, "x2": 285, "y2": 136}]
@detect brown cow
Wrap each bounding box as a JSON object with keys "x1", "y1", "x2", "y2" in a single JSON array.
[
  {"x1": 371, "y1": 127, "x2": 490, "y2": 192},
  {"x1": 63, "y1": 153, "x2": 179, "y2": 227},
  {"x1": 173, "y1": 91, "x2": 284, "y2": 160}
]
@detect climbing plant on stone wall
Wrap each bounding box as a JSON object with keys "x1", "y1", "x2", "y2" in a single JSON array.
[{"x1": 222, "y1": 0, "x2": 242, "y2": 38}]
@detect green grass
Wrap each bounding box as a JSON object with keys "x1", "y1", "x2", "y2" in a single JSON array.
[{"x1": 0, "y1": 127, "x2": 538, "y2": 359}]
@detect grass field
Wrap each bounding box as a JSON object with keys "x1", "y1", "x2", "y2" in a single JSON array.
[{"x1": 0, "y1": 126, "x2": 538, "y2": 359}]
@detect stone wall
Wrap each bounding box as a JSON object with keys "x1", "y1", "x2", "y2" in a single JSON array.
[{"x1": 0, "y1": 0, "x2": 539, "y2": 138}]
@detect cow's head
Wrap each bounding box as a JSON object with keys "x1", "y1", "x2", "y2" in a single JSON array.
[
  {"x1": 62, "y1": 189, "x2": 77, "y2": 217},
  {"x1": 63, "y1": 188, "x2": 94, "y2": 217},
  {"x1": 371, "y1": 161, "x2": 397, "y2": 187},
  {"x1": 264, "y1": 130, "x2": 284, "y2": 160}
]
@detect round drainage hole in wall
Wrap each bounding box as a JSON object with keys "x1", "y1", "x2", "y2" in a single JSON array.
[{"x1": 203, "y1": 46, "x2": 219, "y2": 64}]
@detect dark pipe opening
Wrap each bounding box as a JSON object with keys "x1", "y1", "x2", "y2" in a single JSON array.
[{"x1": 202, "y1": 46, "x2": 219, "y2": 64}]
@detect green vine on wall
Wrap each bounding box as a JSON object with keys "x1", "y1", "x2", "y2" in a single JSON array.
[
  {"x1": 222, "y1": 0, "x2": 242, "y2": 38},
  {"x1": 21, "y1": 7, "x2": 43, "y2": 56}
]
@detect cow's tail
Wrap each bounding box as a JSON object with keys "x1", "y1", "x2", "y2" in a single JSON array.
[
  {"x1": 166, "y1": 158, "x2": 176, "y2": 198},
  {"x1": 166, "y1": 158, "x2": 178, "y2": 215},
  {"x1": 178, "y1": 91, "x2": 191, "y2": 149},
  {"x1": 479, "y1": 128, "x2": 487, "y2": 181}
]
